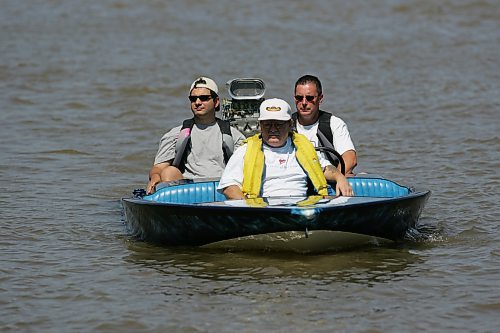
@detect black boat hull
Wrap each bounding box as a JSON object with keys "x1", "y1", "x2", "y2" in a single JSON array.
[{"x1": 122, "y1": 185, "x2": 430, "y2": 247}]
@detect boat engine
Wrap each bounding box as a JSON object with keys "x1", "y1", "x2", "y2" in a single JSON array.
[{"x1": 221, "y1": 78, "x2": 265, "y2": 137}]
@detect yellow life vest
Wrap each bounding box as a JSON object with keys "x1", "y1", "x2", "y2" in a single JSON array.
[{"x1": 241, "y1": 133, "x2": 328, "y2": 198}]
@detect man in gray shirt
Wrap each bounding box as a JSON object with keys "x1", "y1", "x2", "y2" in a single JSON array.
[{"x1": 147, "y1": 77, "x2": 246, "y2": 194}]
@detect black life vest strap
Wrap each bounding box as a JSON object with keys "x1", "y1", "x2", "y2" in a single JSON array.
[
  {"x1": 317, "y1": 110, "x2": 333, "y2": 145},
  {"x1": 171, "y1": 119, "x2": 195, "y2": 170},
  {"x1": 292, "y1": 111, "x2": 338, "y2": 166},
  {"x1": 315, "y1": 112, "x2": 340, "y2": 167},
  {"x1": 215, "y1": 118, "x2": 233, "y2": 164},
  {"x1": 292, "y1": 110, "x2": 333, "y2": 144}
]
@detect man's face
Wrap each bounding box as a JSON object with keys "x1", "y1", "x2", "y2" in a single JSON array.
[
  {"x1": 294, "y1": 83, "x2": 323, "y2": 124},
  {"x1": 260, "y1": 120, "x2": 291, "y2": 147},
  {"x1": 189, "y1": 87, "x2": 219, "y2": 118}
]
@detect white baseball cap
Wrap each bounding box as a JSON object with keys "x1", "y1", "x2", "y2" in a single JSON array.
[
  {"x1": 190, "y1": 76, "x2": 218, "y2": 95},
  {"x1": 258, "y1": 98, "x2": 292, "y2": 121}
]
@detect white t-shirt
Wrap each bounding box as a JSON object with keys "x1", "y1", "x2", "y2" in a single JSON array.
[
  {"x1": 154, "y1": 121, "x2": 245, "y2": 179},
  {"x1": 296, "y1": 114, "x2": 355, "y2": 155},
  {"x1": 217, "y1": 137, "x2": 331, "y2": 197}
]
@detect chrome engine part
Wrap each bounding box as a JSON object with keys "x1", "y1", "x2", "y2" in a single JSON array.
[{"x1": 221, "y1": 78, "x2": 265, "y2": 137}]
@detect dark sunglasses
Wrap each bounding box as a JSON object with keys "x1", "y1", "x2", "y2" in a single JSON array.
[
  {"x1": 188, "y1": 95, "x2": 213, "y2": 102},
  {"x1": 294, "y1": 95, "x2": 317, "y2": 102},
  {"x1": 260, "y1": 121, "x2": 288, "y2": 130}
]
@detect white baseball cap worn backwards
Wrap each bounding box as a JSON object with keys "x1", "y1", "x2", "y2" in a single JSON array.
[{"x1": 190, "y1": 76, "x2": 218, "y2": 95}]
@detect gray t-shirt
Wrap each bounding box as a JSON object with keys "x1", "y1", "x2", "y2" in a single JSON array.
[{"x1": 154, "y1": 121, "x2": 245, "y2": 179}]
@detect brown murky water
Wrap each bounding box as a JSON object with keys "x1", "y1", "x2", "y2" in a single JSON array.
[{"x1": 1, "y1": 0, "x2": 499, "y2": 332}]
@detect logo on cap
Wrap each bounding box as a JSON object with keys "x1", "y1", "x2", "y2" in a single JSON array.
[{"x1": 266, "y1": 106, "x2": 281, "y2": 112}]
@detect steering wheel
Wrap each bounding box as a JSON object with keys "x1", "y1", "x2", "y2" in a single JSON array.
[{"x1": 315, "y1": 147, "x2": 346, "y2": 175}]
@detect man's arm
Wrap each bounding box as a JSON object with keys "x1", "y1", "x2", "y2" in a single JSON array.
[
  {"x1": 341, "y1": 150, "x2": 357, "y2": 175},
  {"x1": 222, "y1": 185, "x2": 245, "y2": 200},
  {"x1": 323, "y1": 165, "x2": 354, "y2": 196},
  {"x1": 230, "y1": 127, "x2": 247, "y2": 149},
  {"x1": 328, "y1": 116, "x2": 357, "y2": 175}
]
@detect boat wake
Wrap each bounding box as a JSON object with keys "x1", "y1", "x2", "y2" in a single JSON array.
[{"x1": 404, "y1": 223, "x2": 443, "y2": 243}]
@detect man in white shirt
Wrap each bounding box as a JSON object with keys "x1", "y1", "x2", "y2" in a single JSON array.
[
  {"x1": 293, "y1": 75, "x2": 358, "y2": 175},
  {"x1": 218, "y1": 98, "x2": 353, "y2": 199}
]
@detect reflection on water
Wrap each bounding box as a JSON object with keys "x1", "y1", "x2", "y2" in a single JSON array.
[{"x1": 124, "y1": 240, "x2": 424, "y2": 285}]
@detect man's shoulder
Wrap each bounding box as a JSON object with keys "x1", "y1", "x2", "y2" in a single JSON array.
[
  {"x1": 317, "y1": 110, "x2": 347, "y2": 127},
  {"x1": 160, "y1": 125, "x2": 182, "y2": 140},
  {"x1": 232, "y1": 141, "x2": 248, "y2": 156},
  {"x1": 318, "y1": 109, "x2": 333, "y2": 119},
  {"x1": 229, "y1": 126, "x2": 245, "y2": 139},
  {"x1": 319, "y1": 109, "x2": 332, "y2": 114}
]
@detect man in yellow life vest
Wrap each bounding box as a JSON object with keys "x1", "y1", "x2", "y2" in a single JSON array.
[{"x1": 217, "y1": 98, "x2": 354, "y2": 199}]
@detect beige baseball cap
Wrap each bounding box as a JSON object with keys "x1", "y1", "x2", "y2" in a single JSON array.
[
  {"x1": 190, "y1": 76, "x2": 218, "y2": 95},
  {"x1": 258, "y1": 98, "x2": 292, "y2": 121}
]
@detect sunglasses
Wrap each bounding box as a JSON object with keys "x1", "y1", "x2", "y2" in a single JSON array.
[
  {"x1": 294, "y1": 95, "x2": 317, "y2": 102},
  {"x1": 188, "y1": 95, "x2": 213, "y2": 102},
  {"x1": 260, "y1": 121, "x2": 288, "y2": 130}
]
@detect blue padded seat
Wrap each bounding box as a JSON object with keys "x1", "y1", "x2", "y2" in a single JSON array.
[
  {"x1": 347, "y1": 177, "x2": 409, "y2": 197},
  {"x1": 144, "y1": 181, "x2": 218, "y2": 203},
  {"x1": 145, "y1": 181, "x2": 219, "y2": 204},
  {"x1": 144, "y1": 177, "x2": 410, "y2": 204}
]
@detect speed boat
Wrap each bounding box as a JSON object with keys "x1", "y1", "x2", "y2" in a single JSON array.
[
  {"x1": 121, "y1": 78, "x2": 430, "y2": 252},
  {"x1": 121, "y1": 175, "x2": 430, "y2": 252}
]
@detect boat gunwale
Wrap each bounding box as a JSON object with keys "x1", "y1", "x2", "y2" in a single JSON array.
[{"x1": 121, "y1": 188, "x2": 431, "y2": 214}]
